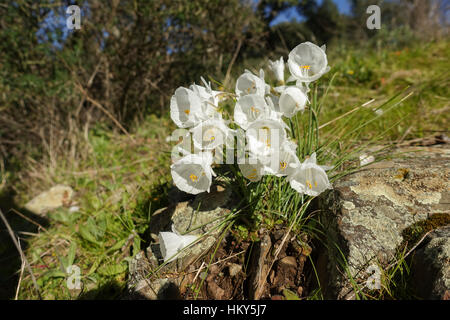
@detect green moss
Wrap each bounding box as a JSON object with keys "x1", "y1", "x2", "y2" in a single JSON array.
[{"x1": 401, "y1": 213, "x2": 450, "y2": 249}]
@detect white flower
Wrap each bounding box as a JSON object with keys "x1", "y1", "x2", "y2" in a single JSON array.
[
  {"x1": 359, "y1": 154, "x2": 375, "y2": 166},
  {"x1": 189, "y1": 80, "x2": 222, "y2": 121},
  {"x1": 171, "y1": 152, "x2": 215, "y2": 194},
  {"x1": 191, "y1": 76, "x2": 225, "y2": 104},
  {"x1": 265, "y1": 149, "x2": 300, "y2": 177},
  {"x1": 170, "y1": 87, "x2": 204, "y2": 128},
  {"x1": 265, "y1": 94, "x2": 285, "y2": 120},
  {"x1": 288, "y1": 152, "x2": 332, "y2": 196},
  {"x1": 235, "y1": 69, "x2": 266, "y2": 98},
  {"x1": 190, "y1": 118, "x2": 230, "y2": 150},
  {"x1": 234, "y1": 94, "x2": 270, "y2": 130},
  {"x1": 190, "y1": 83, "x2": 215, "y2": 102},
  {"x1": 169, "y1": 129, "x2": 193, "y2": 163},
  {"x1": 158, "y1": 226, "x2": 197, "y2": 263},
  {"x1": 287, "y1": 42, "x2": 330, "y2": 83},
  {"x1": 279, "y1": 86, "x2": 308, "y2": 118},
  {"x1": 268, "y1": 57, "x2": 285, "y2": 83},
  {"x1": 246, "y1": 119, "x2": 288, "y2": 158},
  {"x1": 259, "y1": 140, "x2": 299, "y2": 176},
  {"x1": 273, "y1": 85, "x2": 288, "y2": 94}
]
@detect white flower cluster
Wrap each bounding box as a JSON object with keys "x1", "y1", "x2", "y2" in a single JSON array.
[{"x1": 169, "y1": 42, "x2": 333, "y2": 197}]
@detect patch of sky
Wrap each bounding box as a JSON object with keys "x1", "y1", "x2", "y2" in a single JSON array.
[{"x1": 269, "y1": 0, "x2": 352, "y2": 27}]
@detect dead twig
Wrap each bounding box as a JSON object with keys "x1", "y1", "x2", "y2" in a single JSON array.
[
  {"x1": 386, "y1": 230, "x2": 433, "y2": 270},
  {"x1": 75, "y1": 84, "x2": 135, "y2": 142},
  {"x1": 15, "y1": 239, "x2": 26, "y2": 300},
  {"x1": 318, "y1": 99, "x2": 375, "y2": 130},
  {"x1": 189, "y1": 250, "x2": 246, "y2": 274},
  {"x1": 223, "y1": 39, "x2": 243, "y2": 89},
  {"x1": 192, "y1": 261, "x2": 206, "y2": 283},
  {"x1": 0, "y1": 208, "x2": 42, "y2": 299}
]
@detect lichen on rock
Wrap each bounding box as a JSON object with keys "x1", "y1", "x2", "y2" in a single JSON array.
[{"x1": 317, "y1": 146, "x2": 450, "y2": 299}]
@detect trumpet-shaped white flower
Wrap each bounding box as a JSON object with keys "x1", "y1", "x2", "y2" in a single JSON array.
[
  {"x1": 190, "y1": 83, "x2": 215, "y2": 103},
  {"x1": 189, "y1": 79, "x2": 223, "y2": 121},
  {"x1": 260, "y1": 140, "x2": 300, "y2": 176},
  {"x1": 246, "y1": 119, "x2": 288, "y2": 158},
  {"x1": 190, "y1": 118, "x2": 230, "y2": 150},
  {"x1": 279, "y1": 86, "x2": 308, "y2": 118},
  {"x1": 275, "y1": 146, "x2": 300, "y2": 177},
  {"x1": 288, "y1": 42, "x2": 330, "y2": 83},
  {"x1": 234, "y1": 94, "x2": 271, "y2": 130},
  {"x1": 288, "y1": 152, "x2": 332, "y2": 196},
  {"x1": 191, "y1": 76, "x2": 225, "y2": 105},
  {"x1": 235, "y1": 70, "x2": 267, "y2": 98},
  {"x1": 265, "y1": 94, "x2": 285, "y2": 120},
  {"x1": 158, "y1": 226, "x2": 197, "y2": 263},
  {"x1": 268, "y1": 57, "x2": 285, "y2": 83},
  {"x1": 170, "y1": 152, "x2": 215, "y2": 194},
  {"x1": 170, "y1": 87, "x2": 204, "y2": 128}
]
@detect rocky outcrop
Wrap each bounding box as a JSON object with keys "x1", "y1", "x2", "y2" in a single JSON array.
[
  {"x1": 411, "y1": 226, "x2": 450, "y2": 300},
  {"x1": 126, "y1": 146, "x2": 450, "y2": 300},
  {"x1": 126, "y1": 184, "x2": 233, "y2": 299},
  {"x1": 318, "y1": 146, "x2": 450, "y2": 299}
]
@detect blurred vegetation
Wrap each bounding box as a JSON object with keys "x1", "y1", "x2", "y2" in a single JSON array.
[
  {"x1": 0, "y1": 0, "x2": 264, "y2": 164},
  {"x1": 0, "y1": 0, "x2": 448, "y2": 166}
]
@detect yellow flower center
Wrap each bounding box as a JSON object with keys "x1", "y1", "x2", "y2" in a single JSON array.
[
  {"x1": 189, "y1": 174, "x2": 198, "y2": 182},
  {"x1": 301, "y1": 65, "x2": 310, "y2": 69},
  {"x1": 204, "y1": 128, "x2": 216, "y2": 142},
  {"x1": 184, "y1": 109, "x2": 190, "y2": 115},
  {"x1": 250, "y1": 106, "x2": 259, "y2": 113},
  {"x1": 280, "y1": 161, "x2": 287, "y2": 170},
  {"x1": 260, "y1": 126, "x2": 271, "y2": 147}
]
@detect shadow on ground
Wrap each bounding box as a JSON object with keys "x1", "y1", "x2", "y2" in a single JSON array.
[{"x1": 0, "y1": 187, "x2": 49, "y2": 299}]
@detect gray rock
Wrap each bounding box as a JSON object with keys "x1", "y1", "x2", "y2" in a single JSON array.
[
  {"x1": 411, "y1": 226, "x2": 450, "y2": 300},
  {"x1": 25, "y1": 185, "x2": 74, "y2": 216},
  {"x1": 127, "y1": 184, "x2": 233, "y2": 299},
  {"x1": 228, "y1": 263, "x2": 242, "y2": 277},
  {"x1": 127, "y1": 252, "x2": 183, "y2": 299},
  {"x1": 317, "y1": 146, "x2": 450, "y2": 299}
]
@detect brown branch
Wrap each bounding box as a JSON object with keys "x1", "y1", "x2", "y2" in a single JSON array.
[
  {"x1": 75, "y1": 84, "x2": 135, "y2": 142},
  {"x1": 223, "y1": 39, "x2": 243, "y2": 89}
]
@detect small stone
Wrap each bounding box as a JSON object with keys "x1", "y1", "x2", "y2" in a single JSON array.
[
  {"x1": 279, "y1": 256, "x2": 297, "y2": 268},
  {"x1": 209, "y1": 264, "x2": 219, "y2": 274},
  {"x1": 207, "y1": 281, "x2": 225, "y2": 300},
  {"x1": 228, "y1": 263, "x2": 242, "y2": 277},
  {"x1": 25, "y1": 185, "x2": 74, "y2": 216}
]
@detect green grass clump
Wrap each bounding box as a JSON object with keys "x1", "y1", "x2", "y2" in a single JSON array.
[{"x1": 15, "y1": 116, "x2": 173, "y2": 299}]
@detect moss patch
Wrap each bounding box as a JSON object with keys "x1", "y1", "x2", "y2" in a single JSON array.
[{"x1": 401, "y1": 213, "x2": 450, "y2": 249}]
